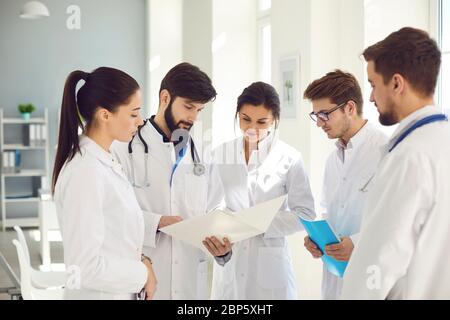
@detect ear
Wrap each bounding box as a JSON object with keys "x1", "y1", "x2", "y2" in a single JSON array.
[
  {"x1": 159, "y1": 89, "x2": 171, "y2": 109},
  {"x1": 392, "y1": 74, "x2": 405, "y2": 94},
  {"x1": 97, "y1": 107, "x2": 110, "y2": 122},
  {"x1": 346, "y1": 100, "x2": 357, "y2": 116}
]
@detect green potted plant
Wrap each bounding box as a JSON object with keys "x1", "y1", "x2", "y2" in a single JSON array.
[{"x1": 18, "y1": 103, "x2": 36, "y2": 120}]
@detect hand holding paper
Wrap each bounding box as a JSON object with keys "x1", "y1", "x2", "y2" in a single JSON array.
[{"x1": 160, "y1": 196, "x2": 286, "y2": 254}]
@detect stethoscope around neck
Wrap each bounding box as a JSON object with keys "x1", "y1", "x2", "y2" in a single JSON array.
[{"x1": 127, "y1": 119, "x2": 206, "y2": 188}]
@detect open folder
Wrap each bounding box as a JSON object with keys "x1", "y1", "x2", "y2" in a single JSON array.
[
  {"x1": 300, "y1": 218, "x2": 348, "y2": 278},
  {"x1": 160, "y1": 196, "x2": 286, "y2": 254}
]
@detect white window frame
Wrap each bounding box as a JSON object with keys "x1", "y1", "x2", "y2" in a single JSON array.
[{"x1": 432, "y1": 0, "x2": 450, "y2": 112}]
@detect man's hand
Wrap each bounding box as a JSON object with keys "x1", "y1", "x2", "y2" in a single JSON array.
[
  {"x1": 158, "y1": 216, "x2": 183, "y2": 229},
  {"x1": 304, "y1": 236, "x2": 323, "y2": 259},
  {"x1": 325, "y1": 237, "x2": 354, "y2": 262},
  {"x1": 202, "y1": 236, "x2": 232, "y2": 257}
]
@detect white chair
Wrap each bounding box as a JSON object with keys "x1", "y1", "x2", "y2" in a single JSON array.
[
  {"x1": 38, "y1": 198, "x2": 62, "y2": 268},
  {"x1": 12, "y1": 239, "x2": 64, "y2": 300},
  {"x1": 13, "y1": 226, "x2": 66, "y2": 289}
]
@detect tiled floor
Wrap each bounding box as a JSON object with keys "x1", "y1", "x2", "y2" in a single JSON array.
[{"x1": 0, "y1": 227, "x2": 63, "y2": 300}]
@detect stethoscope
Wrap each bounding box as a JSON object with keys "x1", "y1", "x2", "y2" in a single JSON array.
[
  {"x1": 359, "y1": 114, "x2": 448, "y2": 193},
  {"x1": 128, "y1": 119, "x2": 206, "y2": 188},
  {"x1": 388, "y1": 114, "x2": 448, "y2": 152}
]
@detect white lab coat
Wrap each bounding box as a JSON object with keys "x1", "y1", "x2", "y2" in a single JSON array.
[
  {"x1": 342, "y1": 105, "x2": 450, "y2": 299},
  {"x1": 209, "y1": 133, "x2": 316, "y2": 300},
  {"x1": 111, "y1": 120, "x2": 217, "y2": 300},
  {"x1": 320, "y1": 122, "x2": 388, "y2": 299},
  {"x1": 54, "y1": 136, "x2": 147, "y2": 300}
]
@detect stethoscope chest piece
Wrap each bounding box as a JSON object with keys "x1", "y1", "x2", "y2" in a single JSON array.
[{"x1": 193, "y1": 163, "x2": 206, "y2": 176}]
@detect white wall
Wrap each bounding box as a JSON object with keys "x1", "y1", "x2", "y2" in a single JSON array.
[
  {"x1": 363, "y1": 0, "x2": 432, "y2": 135},
  {"x1": 146, "y1": 0, "x2": 183, "y2": 116},
  {"x1": 211, "y1": 0, "x2": 258, "y2": 148}
]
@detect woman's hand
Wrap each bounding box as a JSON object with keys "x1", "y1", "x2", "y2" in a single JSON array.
[{"x1": 143, "y1": 258, "x2": 157, "y2": 300}]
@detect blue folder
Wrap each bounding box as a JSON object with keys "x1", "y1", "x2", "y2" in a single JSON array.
[{"x1": 300, "y1": 218, "x2": 348, "y2": 278}]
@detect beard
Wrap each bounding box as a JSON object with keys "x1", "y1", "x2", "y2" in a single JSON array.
[
  {"x1": 378, "y1": 97, "x2": 399, "y2": 126},
  {"x1": 164, "y1": 101, "x2": 193, "y2": 133},
  {"x1": 330, "y1": 117, "x2": 351, "y2": 140}
]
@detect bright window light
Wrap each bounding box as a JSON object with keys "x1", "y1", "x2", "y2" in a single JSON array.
[
  {"x1": 261, "y1": 24, "x2": 272, "y2": 83},
  {"x1": 259, "y1": 0, "x2": 271, "y2": 11},
  {"x1": 440, "y1": 0, "x2": 450, "y2": 115}
]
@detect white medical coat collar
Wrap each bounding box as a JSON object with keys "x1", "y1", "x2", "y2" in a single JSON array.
[
  {"x1": 389, "y1": 105, "x2": 440, "y2": 144},
  {"x1": 335, "y1": 120, "x2": 372, "y2": 152},
  {"x1": 147, "y1": 115, "x2": 189, "y2": 147},
  {"x1": 242, "y1": 131, "x2": 276, "y2": 168},
  {"x1": 79, "y1": 135, "x2": 117, "y2": 168}
]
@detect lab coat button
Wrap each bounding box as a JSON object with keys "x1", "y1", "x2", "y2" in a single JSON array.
[
  {"x1": 174, "y1": 260, "x2": 178, "y2": 265},
  {"x1": 240, "y1": 273, "x2": 245, "y2": 277}
]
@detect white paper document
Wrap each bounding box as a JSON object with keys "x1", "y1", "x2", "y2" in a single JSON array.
[{"x1": 160, "y1": 196, "x2": 287, "y2": 253}]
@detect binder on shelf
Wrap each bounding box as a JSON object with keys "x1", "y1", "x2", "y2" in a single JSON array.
[
  {"x1": 41, "y1": 124, "x2": 47, "y2": 146},
  {"x1": 35, "y1": 124, "x2": 41, "y2": 146},
  {"x1": 2, "y1": 152, "x2": 10, "y2": 170},
  {"x1": 29, "y1": 124, "x2": 36, "y2": 146},
  {"x1": 2, "y1": 151, "x2": 17, "y2": 173}
]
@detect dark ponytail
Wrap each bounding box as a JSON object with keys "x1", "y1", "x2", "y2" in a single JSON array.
[{"x1": 52, "y1": 67, "x2": 140, "y2": 193}]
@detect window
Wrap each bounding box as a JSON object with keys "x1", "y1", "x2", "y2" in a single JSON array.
[
  {"x1": 438, "y1": 0, "x2": 450, "y2": 115},
  {"x1": 257, "y1": 0, "x2": 271, "y2": 83},
  {"x1": 258, "y1": 0, "x2": 271, "y2": 12}
]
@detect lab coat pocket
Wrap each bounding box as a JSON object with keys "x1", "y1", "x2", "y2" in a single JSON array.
[
  {"x1": 185, "y1": 173, "x2": 208, "y2": 213},
  {"x1": 256, "y1": 247, "x2": 290, "y2": 289},
  {"x1": 196, "y1": 260, "x2": 209, "y2": 299}
]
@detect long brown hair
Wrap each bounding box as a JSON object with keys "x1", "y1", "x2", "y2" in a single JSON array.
[{"x1": 52, "y1": 67, "x2": 139, "y2": 193}]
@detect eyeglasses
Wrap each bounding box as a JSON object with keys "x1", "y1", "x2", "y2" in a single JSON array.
[{"x1": 309, "y1": 102, "x2": 348, "y2": 122}]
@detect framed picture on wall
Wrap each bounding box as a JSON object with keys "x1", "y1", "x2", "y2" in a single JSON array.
[{"x1": 279, "y1": 55, "x2": 300, "y2": 119}]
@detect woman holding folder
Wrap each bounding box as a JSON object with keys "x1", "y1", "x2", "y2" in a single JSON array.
[{"x1": 206, "y1": 82, "x2": 316, "y2": 300}]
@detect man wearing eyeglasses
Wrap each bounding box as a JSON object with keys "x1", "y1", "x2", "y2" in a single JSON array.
[{"x1": 303, "y1": 70, "x2": 388, "y2": 299}]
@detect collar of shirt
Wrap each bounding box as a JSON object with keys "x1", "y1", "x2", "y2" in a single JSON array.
[
  {"x1": 79, "y1": 135, "x2": 117, "y2": 168},
  {"x1": 149, "y1": 115, "x2": 183, "y2": 147},
  {"x1": 334, "y1": 120, "x2": 371, "y2": 163},
  {"x1": 244, "y1": 131, "x2": 275, "y2": 169},
  {"x1": 388, "y1": 105, "x2": 440, "y2": 146}
]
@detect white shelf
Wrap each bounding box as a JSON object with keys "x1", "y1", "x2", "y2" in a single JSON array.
[
  {"x1": 2, "y1": 144, "x2": 46, "y2": 150},
  {"x1": 1, "y1": 108, "x2": 50, "y2": 231},
  {"x1": 2, "y1": 118, "x2": 46, "y2": 124},
  {"x1": 2, "y1": 170, "x2": 47, "y2": 177},
  {"x1": 5, "y1": 197, "x2": 40, "y2": 204},
  {"x1": 1, "y1": 217, "x2": 39, "y2": 229}
]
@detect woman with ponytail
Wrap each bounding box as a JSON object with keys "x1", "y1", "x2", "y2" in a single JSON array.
[{"x1": 53, "y1": 67, "x2": 157, "y2": 300}]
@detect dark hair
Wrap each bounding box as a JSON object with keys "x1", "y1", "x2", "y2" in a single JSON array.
[
  {"x1": 235, "y1": 82, "x2": 280, "y2": 129},
  {"x1": 363, "y1": 27, "x2": 441, "y2": 97},
  {"x1": 304, "y1": 69, "x2": 364, "y2": 116},
  {"x1": 159, "y1": 62, "x2": 217, "y2": 104},
  {"x1": 52, "y1": 67, "x2": 140, "y2": 193}
]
